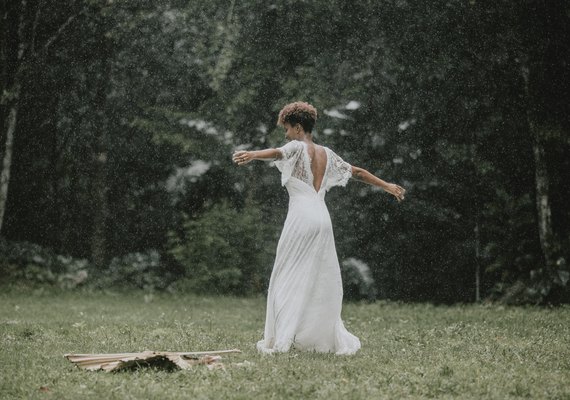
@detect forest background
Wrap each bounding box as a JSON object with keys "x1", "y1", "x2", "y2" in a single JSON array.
[{"x1": 1, "y1": 0, "x2": 569, "y2": 304}]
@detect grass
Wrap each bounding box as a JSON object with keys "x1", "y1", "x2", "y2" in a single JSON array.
[{"x1": 1, "y1": 288, "x2": 569, "y2": 399}]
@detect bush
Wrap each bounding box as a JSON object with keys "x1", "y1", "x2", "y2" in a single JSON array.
[
  {"x1": 0, "y1": 239, "x2": 172, "y2": 291},
  {"x1": 91, "y1": 250, "x2": 172, "y2": 291},
  {"x1": 341, "y1": 257, "x2": 377, "y2": 301},
  {"x1": 167, "y1": 201, "x2": 275, "y2": 295},
  {"x1": 0, "y1": 239, "x2": 90, "y2": 288},
  {"x1": 489, "y1": 257, "x2": 570, "y2": 305}
]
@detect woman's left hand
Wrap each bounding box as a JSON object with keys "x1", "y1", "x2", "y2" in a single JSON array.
[
  {"x1": 386, "y1": 183, "x2": 406, "y2": 202},
  {"x1": 233, "y1": 150, "x2": 253, "y2": 166}
]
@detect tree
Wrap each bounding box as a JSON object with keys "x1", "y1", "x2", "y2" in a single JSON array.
[{"x1": 0, "y1": 0, "x2": 83, "y2": 234}]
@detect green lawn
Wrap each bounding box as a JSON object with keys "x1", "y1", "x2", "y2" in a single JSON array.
[{"x1": 1, "y1": 289, "x2": 569, "y2": 399}]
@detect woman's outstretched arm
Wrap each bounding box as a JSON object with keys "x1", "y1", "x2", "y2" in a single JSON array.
[
  {"x1": 351, "y1": 166, "x2": 406, "y2": 202},
  {"x1": 232, "y1": 149, "x2": 282, "y2": 166}
]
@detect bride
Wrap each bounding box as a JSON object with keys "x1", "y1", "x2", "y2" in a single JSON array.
[{"x1": 233, "y1": 102, "x2": 405, "y2": 355}]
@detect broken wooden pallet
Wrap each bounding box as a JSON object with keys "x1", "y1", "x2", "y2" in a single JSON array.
[{"x1": 64, "y1": 349, "x2": 241, "y2": 372}]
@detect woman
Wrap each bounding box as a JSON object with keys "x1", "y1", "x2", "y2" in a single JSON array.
[{"x1": 233, "y1": 101, "x2": 405, "y2": 355}]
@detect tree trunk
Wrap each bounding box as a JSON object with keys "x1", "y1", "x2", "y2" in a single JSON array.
[
  {"x1": 91, "y1": 145, "x2": 109, "y2": 268},
  {"x1": 0, "y1": 82, "x2": 20, "y2": 234},
  {"x1": 0, "y1": 0, "x2": 27, "y2": 235},
  {"x1": 532, "y1": 125, "x2": 556, "y2": 271},
  {"x1": 470, "y1": 133, "x2": 481, "y2": 302},
  {"x1": 474, "y1": 221, "x2": 481, "y2": 302},
  {"x1": 90, "y1": 52, "x2": 112, "y2": 268},
  {"x1": 522, "y1": 66, "x2": 557, "y2": 275}
]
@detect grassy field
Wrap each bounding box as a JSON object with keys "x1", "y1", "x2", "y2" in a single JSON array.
[{"x1": 1, "y1": 289, "x2": 569, "y2": 400}]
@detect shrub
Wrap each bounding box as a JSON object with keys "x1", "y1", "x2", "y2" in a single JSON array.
[
  {"x1": 489, "y1": 257, "x2": 570, "y2": 305},
  {"x1": 0, "y1": 239, "x2": 90, "y2": 288},
  {"x1": 167, "y1": 201, "x2": 275, "y2": 295},
  {"x1": 341, "y1": 257, "x2": 377, "y2": 301},
  {"x1": 91, "y1": 250, "x2": 171, "y2": 291}
]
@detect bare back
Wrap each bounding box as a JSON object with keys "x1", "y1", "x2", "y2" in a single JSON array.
[
  {"x1": 274, "y1": 139, "x2": 353, "y2": 193},
  {"x1": 306, "y1": 143, "x2": 327, "y2": 192}
]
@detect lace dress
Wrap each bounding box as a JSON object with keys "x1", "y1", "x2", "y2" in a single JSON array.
[{"x1": 256, "y1": 140, "x2": 361, "y2": 355}]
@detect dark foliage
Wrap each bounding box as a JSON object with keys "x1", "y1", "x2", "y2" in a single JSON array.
[{"x1": 1, "y1": 0, "x2": 568, "y2": 303}]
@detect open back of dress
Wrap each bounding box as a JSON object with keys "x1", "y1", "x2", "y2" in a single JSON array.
[{"x1": 256, "y1": 140, "x2": 361, "y2": 355}]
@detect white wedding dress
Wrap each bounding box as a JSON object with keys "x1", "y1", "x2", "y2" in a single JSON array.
[{"x1": 256, "y1": 140, "x2": 361, "y2": 355}]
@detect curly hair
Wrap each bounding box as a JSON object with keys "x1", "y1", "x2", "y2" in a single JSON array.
[{"x1": 277, "y1": 101, "x2": 318, "y2": 133}]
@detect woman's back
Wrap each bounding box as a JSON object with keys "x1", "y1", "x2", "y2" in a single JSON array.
[
  {"x1": 274, "y1": 140, "x2": 353, "y2": 194},
  {"x1": 306, "y1": 143, "x2": 327, "y2": 192}
]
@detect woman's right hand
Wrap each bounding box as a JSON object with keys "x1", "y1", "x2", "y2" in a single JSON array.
[{"x1": 233, "y1": 150, "x2": 253, "y2": 166}]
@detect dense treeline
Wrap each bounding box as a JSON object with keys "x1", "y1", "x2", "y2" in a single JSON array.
[{"x1": 1, "y1": 0, "x2": 568, "y2": 303}]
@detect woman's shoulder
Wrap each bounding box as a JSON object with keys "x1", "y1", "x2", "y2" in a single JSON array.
[
  {"x1": 323, "y1": 146, "x2": 351, "y2": 165},
  {"x1": 277, "y1": 140, "x2": 305, "y2": 159},
  {"x1": 321, "y1": 144, "x2": 336, "y2": 155},
  {"x1": 280, "y1": 140, "x2": 304, "y2": 150}
]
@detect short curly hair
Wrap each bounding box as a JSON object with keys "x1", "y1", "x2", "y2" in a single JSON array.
[{"x1": 277, "y1": 101, "x2": 318, "y2": 133}]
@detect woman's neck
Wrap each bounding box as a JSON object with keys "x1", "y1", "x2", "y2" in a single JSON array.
[{"x1": 301, "y1": 134, "x2": 313, "y2": 145}]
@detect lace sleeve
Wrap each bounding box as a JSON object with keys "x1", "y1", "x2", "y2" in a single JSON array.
[
  {"x1": 273, "y1": 140, "x2": 304, "y2": 186},
  {"x1": 324, "y1": 148, "x2": 352, "y2": 191}
]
